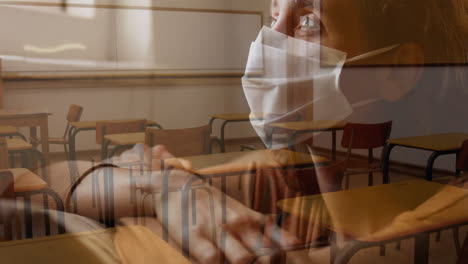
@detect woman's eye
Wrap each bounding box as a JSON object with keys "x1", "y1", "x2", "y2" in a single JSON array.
[{"x1": 299, "y1": 15, "x2": 318, "y2": 31}]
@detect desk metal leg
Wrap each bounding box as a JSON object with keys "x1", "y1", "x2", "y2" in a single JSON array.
[
  {"x1": 40, "y1": 116, "x2": 50, "y2": 165},
  {"x1": 68, "y1": 127, "x2": 80, "y2": 213},
  {"x1": 382, "y1": 144, "x2": 395, "y2": 184},
  {"x1": 289, "y1": 132, "x2": 298, "y2": 152},
  {"x1": 103, "y1": 165, "x2": 109, "y2": 226},
  {"x1": 108, "y1": 164, "x2": 115, "y2": 228},
  {"x1": 332, "y1": 130, "x2": 337, "y2": 160},
  {"x1": 220, "y1": 121, "x2": 228, "y2": 151},
  {"x1": 23, "y1": 194, "x2": 33, "y2": 238},
  {"x1": 220, "y1": 175, "x2": 227, "y2": 263},
  {"x1": 456, "y1": 151, "x2": 461, "y2": 176},
  {"x1": 414, "y1": 232, "x2": 429, "y2": 264},
  {"x1": 181, "y1": 186, "x2": 190, "y2": 257},
  {"x1": 180, "y1": 174, "x2": 201, "y2": 259},
  {"x1": 426, "y1": 152, "x2": 441, "y2": 181},
  {"x1": 162, "y1": 162, "x2": 170, "y2": 242}
]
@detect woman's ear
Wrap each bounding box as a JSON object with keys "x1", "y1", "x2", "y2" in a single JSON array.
[{"x1": 378, "y1": 42, "x2": 425, "y2": 101}]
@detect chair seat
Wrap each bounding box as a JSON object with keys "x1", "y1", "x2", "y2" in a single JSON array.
[
  {"x1": 240, "y1": 144, "x2": 258, "y2": 151},
  {"x1": 104, "y1": 132, "x2": 145, "y2": 146},
  {"x1": 6, "y1": 138, "x2": 32, "y2": 151},
  {"x1": 133, "y1": 170, "x2": 204, "y2": 193},
  {"x1": 0, "y1": 126, "x2": 19, "y2": 134},
  {"x1": 345, "y1": 160, "x2": 382, "y2": 175},
  {"x1": 47, "y1": 137, "x2": 67, "y2": 144},
  {"x1": 0, "y1": 168, "x2": 47, "y2": 192},
  {"x1": 30, "y1": 137, "x2": 68, "y2": 145}
]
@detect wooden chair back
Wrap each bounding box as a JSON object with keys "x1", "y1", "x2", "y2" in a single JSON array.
[
  {"x1": 0, "y1": 137, "x2": 9, "y2": 169},
  {"x1": 341, "y1": 121, "x2": 393, "y2": 150},
  {"x1": 145, "y1": 125, "x2": 211, "y2": 157},
  {"x1": 457, "y1": 139, "x2": 468, "y2": 172},
  {"x1": 96, "y1": 119, "x2": 147, "y2": 145},
  {"x1": 264, "y1": 112, "x2": 302, "y2": 146},
  {"x1": 66, "y1": 104, "x2": 84, "y2": 123},
  {"x1": 253, "y1": 161, "x2": 345, "y2": 214},
  {"x1": 63, "y1": 104, "x2": 84, "y2": 139},
  {"x1": 0, "y1": 138, "x2": 15, "y2": 240}
]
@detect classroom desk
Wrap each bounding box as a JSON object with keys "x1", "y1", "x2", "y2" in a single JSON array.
[
  {"x1": 0, "y1": 225, "x2": 190, "y2": 264},
  {"x1": 164, "y1": 149, "x2": 329, "y2": 258},
  {"x1": 209, "y1": 113, "x2": 264, "y2": 151},
  {"x1": 68, "y1": 119, "x2": 160, "y2": 160},
  {"x1": 103, "y1": 132, "x2": 145, "y2": 159},
  {"x1": 277, "y1": 180, "x2": 468, "y2": 264},
  {"x1": 0, "y1": 109, "x2": 51, "y2": 164},
  {"x1": 67, "y1": 119, "x2": 160, "y2": 213},
  {"x1": 268, "y1": 120, "x2": 347, "y2": 160},
  {"x1": 382, "y1": 133, "x2": 468, "y2": 183}
]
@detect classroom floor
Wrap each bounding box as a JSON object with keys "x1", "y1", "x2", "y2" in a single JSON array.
[{"x1": 22, "y1": 139, "x2": 465, "y2": 263}]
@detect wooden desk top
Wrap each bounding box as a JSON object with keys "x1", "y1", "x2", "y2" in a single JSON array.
[
  {"x1": 70, "y1": 120, "x2": 159, "y2": 130},
  {"x1": 0, "y1": 168, "x2": 47, "y2": 192},
  {"x1": 0, "y1": 226, "x2": 190, "y2": 264},
  {"x1": 165, "y1": 149, "x2": 328, "y2": 175},
  {"x1": 104, "y1": 132, "x2": 145, "y2": 146},
  {"x1": 0, "y1": 108, "x2": 51, "y2": 117},
  {"x1": 278, "y1": 180, "x2": 468, "y2": 242},
  {"x1": 211, "y1": 113, "x2": 264, "y2": 121},
  {"x1": 387, "y1": 133, "x2": 468, "y2": 151},
  {"x1": 269, "y1": 120, "x2": 347, "y2": 132}
]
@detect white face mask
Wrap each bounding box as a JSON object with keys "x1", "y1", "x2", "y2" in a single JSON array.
[{"x1": 242, "y1": 26, "x2": 398, "y2": 148}]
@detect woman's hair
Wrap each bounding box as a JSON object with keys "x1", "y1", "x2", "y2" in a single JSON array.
[{"x1": 359, "y1": 0, "x2": 468, "y2": 64}]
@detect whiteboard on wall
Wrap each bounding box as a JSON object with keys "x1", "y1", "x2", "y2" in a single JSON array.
[{"x1": 0, "y1": 4, "x2": 262, "y2": 77}]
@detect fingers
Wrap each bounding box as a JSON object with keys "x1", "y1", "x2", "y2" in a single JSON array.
[
  {"x1": 187, "y1": 226, "x2": 220, "y2": 264},
  {"x1": 220, "y1": 229, "x2": 256, "y2": 264},
  {"x1": 263, "y1": 216, "x2": 302, "y2": 248},
  {"x1": 151, "y1": 145, "x2": 174, "y2": 159}
]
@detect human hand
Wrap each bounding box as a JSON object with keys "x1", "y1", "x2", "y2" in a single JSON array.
[{"x1": 154, "y1": 178, "x2": 301, "y2": 264}]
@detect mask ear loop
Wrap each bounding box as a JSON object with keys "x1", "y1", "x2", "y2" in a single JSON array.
[{"x1": 345, "y1": 44, "x2": 400, "y2": 64}]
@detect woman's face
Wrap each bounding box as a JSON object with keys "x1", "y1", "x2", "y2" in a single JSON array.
[{"x1": 271, "y1": 0, "x2": 371, "y2": 58}]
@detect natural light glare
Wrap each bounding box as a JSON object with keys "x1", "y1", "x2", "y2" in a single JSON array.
[{"x1": 24, "y1": 43, "x2": 87, "y2": 54}]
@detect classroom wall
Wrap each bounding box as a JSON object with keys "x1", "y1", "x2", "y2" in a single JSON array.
[
  {"x1": 312, "y1": 66, "x2": 468, "y2": 172},
  {"x1": 3, "y1": 0, "x2": 467, "y2": 172},
  {"x1": 3, "y1": 0, "x2": 270, "y2": 152}
]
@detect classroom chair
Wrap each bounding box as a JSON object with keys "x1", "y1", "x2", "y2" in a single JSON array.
[
  {"x1": 0, "y1": 126, "x2": 26, "y2": 141},
  {"x1": 456, "y1": 139, "x2": 468, "y2": 175},
  {"x1": 240, "y1": 113, "x2": 302, "y2": 151},
  {"x1": 248, "y1": 161, "x2": 345, "y2": 262},
  {"x1": 96, "y1": 119, "x2": 147, "y2": 160},
  {"x1": 0, "y1": 138, "x2": 64, "y2": 239},
  {"x1": 448, "y1": 139, "x2": 468, "y2": 257},
  {"x1": 139, "y1": 125, "x2": 216, "y2": 242},
  {"x1": 0, "y1": 170, "x2": 15, "y2": 241},
  {"x1": 340, "y1": 121, "x2": 392, "y2": 189},
  {"x1": 29, "y1": 104, "x2": 83, "y2": 161},
  {"x1": 6, "y1": 137, "x2": 47, "y2": 180},
  {"x1": 239, "y1": 113, "x2": 302, "y2": 190}
]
